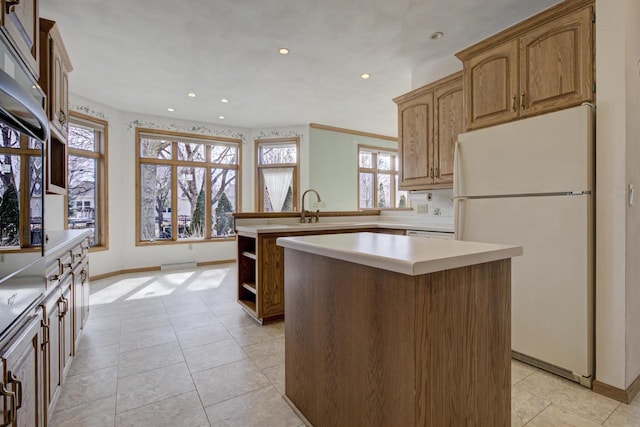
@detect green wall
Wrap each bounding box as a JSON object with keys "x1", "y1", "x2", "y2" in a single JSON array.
[{"x1": 308, "y1": 127, "x2": 397, "y2": 211}]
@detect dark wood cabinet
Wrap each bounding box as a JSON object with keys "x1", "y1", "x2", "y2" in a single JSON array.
[
  {"x1": 394, "y1": 72, "x2": 463, "y2": 190},
  {"x1": 0, "y1": 0, "x2": 39, "y2": 78},
  {"x1": 457, "y1": 0, "x2": 594, "y2": 130}
]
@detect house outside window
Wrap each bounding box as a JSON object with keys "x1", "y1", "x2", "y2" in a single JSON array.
[
  {"x1": 67, "y1": 112, "x2": 108, "y2": 248},
  {"x1": 0, "y1": 123, "x2": 43, "y2": 249},
  {"x1": 136, "y1": 129, "x2": 241, "y2": 244},
  {"x1": 358, "y1": 145, "x2": 408, "y2": 209},
  {"x1": 255, "y1": 138, "x2": 299, "y2": 212}
]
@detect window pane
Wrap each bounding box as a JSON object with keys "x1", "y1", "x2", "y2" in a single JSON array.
[
  {"x1": 359, "y1": 172, "x2": 374, "y2": 209},
  {"x1": 262, "y1": 168, "x2": 293, "y2": 212},
  {"x1": 177, "y1": 167, "x2": 206, "y2": 239},
  {"x1": 0, "y1": 154, "x2": 21, "y2": 247},
  {"x1": 378, "y1": 153, "x2": 392, "y2": 171},
  {"x1": 69, "y1": 125, "x2": 97, "y2": 151},
  {"x1": 211, "y1": 168, "x2": 237, "y2": 236},
  {"x1": 377, "y1": 174, "x2": 391, "y2": 208},
  {"x1": 140, "y1": 138, "x2": 172, "y2": 159},
  {"x1": 211, "y1": 145, "x2": 238, "y2": 164},
  {"x1": 396, "y1": 175, "x2": 409, "y2": 208},
  {"x1": 29, "y1": 156, "x2": 43, "y2": 245},
  {"x1": 68, "y1": 155, "x2": 97, "y2": 243},
  {"x1": 258, "y1": 144, "x2": 296, "y2": 164},
  {"x1": 177, "y1": 142, "x2": 205, "y2": 162},
  {"x1": 0, "y1": 124, "x2": 20, "y2": 148},
  {"x1": 140, "y1": 164, "x2": 172, "y2": 241},
  {"x1": 359, "y1": 151, "x2": 373, "y2": 168}
]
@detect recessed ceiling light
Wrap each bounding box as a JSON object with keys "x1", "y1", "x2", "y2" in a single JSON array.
[
  {"x1": 187, "y1": 92, "x2": 196, "y2": 97},
  {"x1": 218, "y1": 115, "x2": 225, "y2": 120},
  {"x1": 167, "y1": 107, "x2": 174, "y2": 112},
  {"x1": 361, "y1": 73, "x2": 371, "y2": 79},
  {"x1": 278, "y1": 48, "x2": 289, "y2": 55},
  {"x1": 430, "y1": 31, "x2": 444, "y2": 40},
  {"x1": 221, "y1": 98, "x2": 229, "y2": 103}
]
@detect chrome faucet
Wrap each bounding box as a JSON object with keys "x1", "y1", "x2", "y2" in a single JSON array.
[{"x1": 300, "y1": 189, "x2": 322, "y2": 223}]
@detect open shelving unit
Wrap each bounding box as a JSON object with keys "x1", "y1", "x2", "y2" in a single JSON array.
[{"x1": 237, "y1": 235, "x2": 258, "y2": 319}]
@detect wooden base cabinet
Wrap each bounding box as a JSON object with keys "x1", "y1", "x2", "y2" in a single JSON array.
[
  {"x1": 0, "y1": 315, "x2": 44, "y2": 427},
  {"x1": 457, "y1": 0, "x2": 594, "y2": 130},
  {"x1": 394, "y1": 72, "x2": 463, "y2": 190},
  {"x1": 40, "y1": 288, "x2": 62, "y2": 422}
]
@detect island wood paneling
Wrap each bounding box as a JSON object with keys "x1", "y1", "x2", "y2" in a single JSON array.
[{"x1": 284, "y1": 250, "x2": 512, "y2": 426}]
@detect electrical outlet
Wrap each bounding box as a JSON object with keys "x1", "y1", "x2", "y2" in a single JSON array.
[
  {"x1": 416, "y1": 203, "x2": 428, "y2": 214},
  {"x1": 188, "y1": 244, "x2": 193, "y2": 250},
  {"x1": 0, "y1": 254, "x2": 4, "y2": 263}
]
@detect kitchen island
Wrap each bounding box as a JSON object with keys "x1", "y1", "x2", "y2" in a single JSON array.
[{"x1": 277, "y1": 232, "x2": 522, "y2": 426}]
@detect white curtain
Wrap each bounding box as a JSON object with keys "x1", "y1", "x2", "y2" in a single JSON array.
[{"x1": 263, "y1": 168, "x2": 293, "y2": 212}]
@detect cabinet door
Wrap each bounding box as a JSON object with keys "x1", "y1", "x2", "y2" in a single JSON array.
[
  {"x1": 433, "y1": 76, "x2": 463, "y2": 185},
  {"x1": 259, "y1": 236, "x2": 285, "y2": 319},
  {"x1": 81, "y1": 261, "x2": 90, "y2": 329},
  {"x1": 2, "y1": 315, "x2": 43, "y2": 427},
  {"x1": 519, "y1": 7, "x2": 593, "y2": 116},
  {"x1": 72, "y1": 259, "x2": 89, "y2": 351},
  {"x1": 42, "y1": 292, "x2": 61, "y2": 419},
  {"x1": 0, "y1": 0, "x2": 39, "y2": 78},
  {"x1": 398, "y1": 92, "x2": 433, "y2": 189},
  {"x1": 50, "y1": 42, "x2": 64, "y2": 135},
  {"x1": 464, "y1": 40, "x2": 519, "y2": 130},
  {"x1": 59, "y1": 279, "x2": 73, "y2": 378}
]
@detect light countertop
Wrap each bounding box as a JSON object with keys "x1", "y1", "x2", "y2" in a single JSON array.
[
  {"x1": 235, "y1": 221, "x2": 455, "y2": 235},
  {"x1": 276, "y1": 232, "x2": 522, "y2": 276}
]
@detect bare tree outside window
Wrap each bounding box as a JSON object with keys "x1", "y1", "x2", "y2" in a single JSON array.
[
  {"x1": 357, "y1": 145, "x2": 408, "y2": 210},
  {"x1": 137, "y1": 129, "x2": 241, "y2": 244},
  {"x1": 67, "y1": 114, "x2": 108, "y2": 247}
]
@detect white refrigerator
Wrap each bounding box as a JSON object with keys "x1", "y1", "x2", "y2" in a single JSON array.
[{"x1": 453, "y1": 105, "x2": 594, "y2": 386}]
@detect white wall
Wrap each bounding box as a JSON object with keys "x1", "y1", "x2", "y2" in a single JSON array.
[
  {"x1": 308, "y1": 127, "x2": 397, "y2": 211},
  {"x1": 411, "y1": 56, "x2": 462, "y2": 90}
]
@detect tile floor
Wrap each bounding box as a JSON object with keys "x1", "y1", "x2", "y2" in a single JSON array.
[{"x1": 51, "y1": 264, "x2": 640, "y2": 426}]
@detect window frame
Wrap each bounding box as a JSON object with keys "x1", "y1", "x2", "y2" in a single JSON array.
[
  {"x1": 66, "y1": 111, "x2": 109, "y2": 250},
  {"x1": 135, "y1": 128, "x2": 242, "y2": 245},
  {"x1": 0, "y1": 131, "x2": 42, "y2": 252},
  {"x1": 255, "y1": 137, "x2": 300, "y2": 212},
  {"x1": 357, "y1": 144, "x2": 399, "y2": 210}
]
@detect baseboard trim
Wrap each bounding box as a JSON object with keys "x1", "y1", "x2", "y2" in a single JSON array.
[
  {"x1": 89, "y1": 259, "x2": 235, "y2": 281},
  {"x1": 593, "y1": 373, "x2": 640, "y2": 404}
]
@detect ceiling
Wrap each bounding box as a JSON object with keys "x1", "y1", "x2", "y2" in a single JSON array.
[{"x1": 40, "y1": 0, "x2": 561, "y2": 137}]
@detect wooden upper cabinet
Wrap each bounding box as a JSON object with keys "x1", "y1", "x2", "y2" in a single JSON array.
[
  {"x1": 398, "y1": 93, "x2": 433, "y2": 189},
  {"x1": 464, "y1": 40, "x2": 518, "y2": 130},
  {"x1": 394, "y1": 72, "x2": 462, "y2": 190},
  {"x1": 519, "y1": 6, "x2": 593, "y2": 116},
  {"x1": 434, "y1": 76, "x2": 464, "y2": 184},
  {"x1": 39, "y1": 18, "x2": 73, "y2": 138},
  {"x1": 457, "y1": 0, "x2": 594, "y2": 131},
  {"x1": 0, "y1": 0, "x2": 39, "y2": 78}
]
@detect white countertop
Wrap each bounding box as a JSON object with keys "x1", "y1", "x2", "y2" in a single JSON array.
[{"x1": 276, "y1": 232, "x2": 522, "y2": 276}]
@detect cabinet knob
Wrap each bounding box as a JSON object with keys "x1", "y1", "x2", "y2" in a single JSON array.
[
  {"x1": 5, "y1": 0, "x2": 20, "y2": 14},
  {"x1": 59, "y1": 110, "x2": 67, "y2": 125},
  {"x1": 430, "y1": 167, "x2": 434, "y2": 178},
  {"x1": 435, "y1": 167, "x2": 439, "y2": 178},
  {"x1": 520, "y1": 92, "x2": 526, "y2": 110},
  {"x1": 511, "y1": 95, "x2": 516, "y2": 113}
]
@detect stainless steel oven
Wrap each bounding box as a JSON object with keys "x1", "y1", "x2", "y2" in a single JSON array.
[{"x1": 0, "y1": 36, "x2": 48, "y2": 341}]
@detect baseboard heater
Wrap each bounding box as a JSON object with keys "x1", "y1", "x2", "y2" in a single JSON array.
[
  {"x1": 512, "y1": 350, "x2": 592, "y2": 388},
  {"x1": 160, "y1": 261, "x2": 197, "y2": 271}
]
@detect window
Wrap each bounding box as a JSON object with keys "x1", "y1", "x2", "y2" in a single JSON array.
[
  {"x1": 0, "y1": 123, "x2": 43, "y2": 249},
  {"x1": 68, "y1": 112, "x2": 108, "y2": 248},
  {"x1": 255, "y1": 138, "x2": 299, "y2": 212},
  {"x1": 358, "y1": 145, "x2": 408, "y2": 209},
  {"x1": 136, "y1": 129, "x2": 241, "y2": 244}
]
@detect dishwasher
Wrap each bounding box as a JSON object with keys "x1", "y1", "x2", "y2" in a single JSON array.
[{"x1": 405, "y1": 230, "x2": 455, "y2": 239}]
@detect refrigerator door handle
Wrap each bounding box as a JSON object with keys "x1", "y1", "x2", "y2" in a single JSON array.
[
  {"x1": 454, "y1": 198, "x2": 464, "y2": 240},
  {"x1": 453, "y1": 141, "x2": 461, "y2": 199}
]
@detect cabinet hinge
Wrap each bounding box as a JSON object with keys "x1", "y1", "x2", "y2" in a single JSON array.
[
  {"x1": 592, "y1": 12, "x2": 595, "y2": 23},
  {"x1": 593, "y1": 83, "x2": 596, "y2": 93}
]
